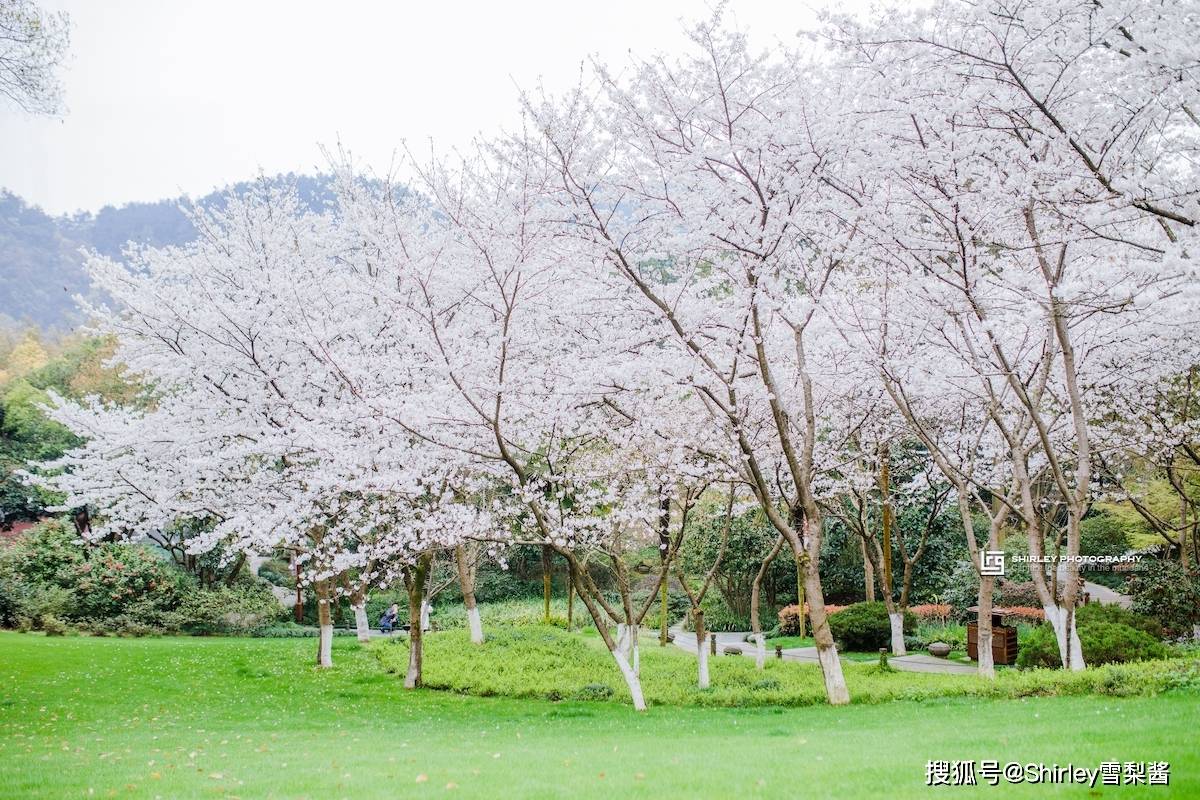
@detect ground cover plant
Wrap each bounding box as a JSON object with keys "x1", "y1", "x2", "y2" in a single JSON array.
[{"x1": 372, "y1": 625, "x2": 1199, "y2": 709}]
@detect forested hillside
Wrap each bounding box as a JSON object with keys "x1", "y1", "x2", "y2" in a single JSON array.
[{"x1": 0, "y1": 174, "x2": 335, "y2": 331}]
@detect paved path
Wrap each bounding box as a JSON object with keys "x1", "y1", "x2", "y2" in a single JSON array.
[
  {"x1": 1055, "y1": 563, "x2": 1133, "y2": 608},
  {"x1": 667, "y1": 626, "x2": 978, "y2": 675}
]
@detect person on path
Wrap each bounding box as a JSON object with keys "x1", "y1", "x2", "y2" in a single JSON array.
[{"x1": 378, "y1": 603, "x2": 399, "y2": 634}]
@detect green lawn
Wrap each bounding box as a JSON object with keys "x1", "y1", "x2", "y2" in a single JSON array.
[{"x1": 2, "y1": 632, "x2": 1198, "y2": 799}]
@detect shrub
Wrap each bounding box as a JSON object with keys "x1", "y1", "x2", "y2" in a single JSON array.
[
  {"x1": 828, "y1": 602, "x2": 915, "y2": 651},
  {"x1": 1082, "y1": 622, "x2": 1170, "y2": 665},
  {"x1": 777, "y1": 603, "x2": 846, "y2": 636},
  {"x1": 40, "y1": 614, "x2": 68, "y2": 636},
  {"x1": 1079, "y1": 513, "x2": 1132, "y2": 560},
  {"x1": 997, "y1": 581, "x2": 1050, "y2": 609},
  {"x1": 1001, "y1": 606, "x2": 1046, "y2": 625},
  {"x1": 909, "y1": 604, "x2": 951, "y2": 623},
  {"x1": 8, "y1": 584, "x2": 74, "y2": 629},
  {"x1": 250, "y1": 623, "x2": 359, "y2": 638},
  {"x1": 914, "y1": 622, "x2": 967, "y2": 649},
  {"x1": 1126, "y1": 560, "x2": 1200, "y2": 638},
  {"x1": 943, "y1": 559, "x2": 997, "y2": 620},
  {"x1": 71, "y1": 544, "x2": 191, "y2": 621},
  {"x1": 777, "y1": 604, "x2": 804, "y2": 635},
  {"x1": 255, "y1": 558, "x2": 293, "y2": 588},
  {"x1": 1016, "y1": 621, "x2": 1169, "y2": 669},
  {"x1": 682, "y1": 593, "x2": 750, "y2": 633},
  {"x1": 573, "y1": 683, "x2": 615, "y2": 701},
  {"x1": 165, "y1": 581, "x2": 286, "y2": 634},
  {"x1": 1075, "y1": 602, "x2": 1164, "y2": 640}
]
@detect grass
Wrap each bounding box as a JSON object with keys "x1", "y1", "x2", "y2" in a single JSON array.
[
  {"x1": 374, "y1": 624, "x2": 1200, "y2": 708},
  {"x1": 763, "y1": 635, "x2": 814, "y2": 649},
  {"x1": 3, "y1": 631, "x2": 1199, "y2": 799}
]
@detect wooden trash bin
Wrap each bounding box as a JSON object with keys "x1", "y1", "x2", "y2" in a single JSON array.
[{"x1": 966, "y1": 607, "x2": 1019, "y2": 665}]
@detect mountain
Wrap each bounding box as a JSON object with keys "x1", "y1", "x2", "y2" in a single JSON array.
[{"x1": 0, "y1": 174, "x2": 337, "y2": 332}]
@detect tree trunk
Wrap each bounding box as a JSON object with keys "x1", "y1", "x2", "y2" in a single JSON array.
[
  {"x1": 751, "y1": 536, "x2": 784, "y2": 671},
  {"x1": 404, "y1": 554, "x2": 431, "y2": 689},
  {"x1": 562, "y1": 553, "x2": 645, "y2": 711},
  {"x1": 352, "y1": 600, "x2": 370, "y2": 643},
  {"x1": 566, "y1": 578, "x2": 574, "y2": 630},
  {"x1": 1044, "y1": 603, "x2": 1086, "y2": 672},
  {"x1": 976, "y1": 575, "x2": 996, "y2": 679},
  {"x1": 455, "y1": 545, "x2": 484, "y2": 644},
  {"x1": 315, "y1": 579, "x2": 333, "y2": 669},
  {"x1": 541, "y1": 544, "x2": 552, "y2": 623},
  {"x1": 888, "y1": 611, "x2": 907, "y2": 656},
  {"x1": 659, "y1": 575, "x2": 669, "y2": 646},
  {"x1": 860, "y1": 537, "x2": 875, "y2": 602},
  {"x1": 804, "y1": 560, "x2": 849, "y2": 705},
  {"x1": 694, "y1": 608, "x2": 710, "y2": 689},
  {"x1": 796, "y1": 565, "x2": 807, "y2": 638},
  {"x1": 610, "y1": 647, "x2": 645, "y2": 711}
]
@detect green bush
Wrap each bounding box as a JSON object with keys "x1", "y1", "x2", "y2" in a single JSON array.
[
  {"x1": 1079, "y1": 513, "x2": 1132, "y2": 559},
  {"x1": 250, "y1": 623, "x2": 359, "y2": 638},
  {"x1": 166, "y1": 581, "x2": 286, "y2": 634},
  {"x1": 828, "y1": 602, "x2": 915, "y2": 651},
  {"x1": 255, "y1": 558, "x2": 293, "y2": 588},
  {"x1": 1126, "y1": 560, "x2": 1200, "y2": 638},
  {"x1": 71, "y1": 544, "x2": 191, "y2": 621},
  {"x1": 997, "y1": 580, "x2": 1050, "y2": 609},
  {"x1": 1075, "y1": 602, "x2": 1163, "y2": 639},
  {"x1": 680, "y1": 593, "x2": 751, "y2": 633},
  {"x1": 9, "y1": 584, "x2": 74, "y2": 629},
  {"x1": 40, "y1": 614, "x2": 68, "y2": 636},
  {"x1": 1016, "y1": 621, "x2": 1169, "y2": 669},
  {"x1": 914, "y1": 622, "x2": 966, "y2": 649},
  {"x1": 943, "y1": 559, "x2": 997, "y2": 621}
]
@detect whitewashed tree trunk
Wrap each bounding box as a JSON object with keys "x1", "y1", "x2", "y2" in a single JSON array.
[
  {"x1": 888, "y1": 612, "x2": 907, "y2": 656},
  {"x1": 615, "y1": 623, "x2": 633, "y2": 660},
  {"x1": 1043, "y1": 604, "x2": 1085, "y2": 669},
  {"x1": 1067, "y1": 609, "x2": 1085, "y2": 671},
  {"x1": 352, "y1": 603, "x2": 370, "y2": 643},
  {"x1": 1043, "y1": 603, "x2": 1068, "y2": 666},
  {"x1": 697, "y1": 639, "x2": 710, "y2": 689},
  {"x1": 753, "y1": 633, "x2": 766, "y2": 670},
  {"x1": 456, "y1": 545, "x2": 485, "y2": 644},
  {"x1": 805, "y1": 571, "x2": 850, "y2": 705},
  {"x1": 316, "y1": 580, "x2": 334, "y2": 668},
  {"x1": 318, "y1": 623, "x2": 333, "y2": 668},
  {"x1": 419, "y1": 599, "x2": 431, "y2": 632},
  {"x1": 630, "y1": 624, "x2": 640, "y2": 677},
  {"x1": 610, "y1": 648, "x2": 646, "y2": 711},
  {"x1": 466, "y1": 606, "x2": 484, "y2": 645}
]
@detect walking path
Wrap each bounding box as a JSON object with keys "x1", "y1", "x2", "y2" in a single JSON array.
[
  {"x1": 1055, "y1": 562, "x2": 1133, "y2": 608},
  {"x1": 667, "y1": 626, "x2": 978, "y2": 675}
]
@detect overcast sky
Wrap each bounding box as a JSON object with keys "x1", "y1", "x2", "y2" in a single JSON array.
[{"x1": 0, "y1": 1, "x2": 871, "y2": 215}]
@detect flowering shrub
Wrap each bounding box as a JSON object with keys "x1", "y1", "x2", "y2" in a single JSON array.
[
  {"x1": 777, "y1": 603, "x2": 845, "y2": 635},
  {"x1": 909, "y1": 604, "x2": 951, "y2": 623},
  {"x1": 999, "y1": 606, "x2": 1046, "y2": 624}
]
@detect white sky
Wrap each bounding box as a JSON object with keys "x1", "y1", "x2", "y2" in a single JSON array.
[{"x1": 0, "y1": 0, "x2": 871, "y2": 215}]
